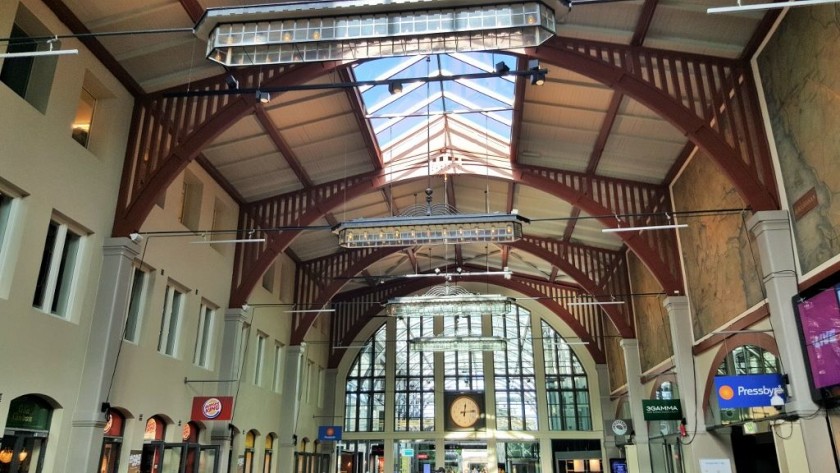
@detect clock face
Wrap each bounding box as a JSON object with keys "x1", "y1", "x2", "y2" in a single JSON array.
[{"x1": 449, "y1": 395, "x2": 481, "y2": 428}]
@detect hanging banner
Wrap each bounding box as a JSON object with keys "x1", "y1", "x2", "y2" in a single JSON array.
[
  {"x1": 191, "y1": 396, "x2": 234, "y2": 421},
  {"x1": 318, "y1": 425, "x2": 343, "y2": 441},
  {"x1": 641, "y1": 399, "x2": 682, "y2": 420},
  {"x1": 714, "y1": 374, "x2": 786, "y2": 409}
]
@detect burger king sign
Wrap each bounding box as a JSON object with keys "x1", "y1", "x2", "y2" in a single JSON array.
[{"x1": 191, "y1": 396, "x2": 234, "y2": 421}]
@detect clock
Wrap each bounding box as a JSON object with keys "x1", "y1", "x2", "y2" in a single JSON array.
[{"x1": 449, "y1": 394, "x2": 482, "y2": 429}]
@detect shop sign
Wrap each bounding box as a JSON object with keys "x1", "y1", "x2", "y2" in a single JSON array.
[
  {"x1": 190, "y1": 396, "x2": 234, "y2": 421},
  {"x1": 6, "y1": 397, "x2": 51, "y2": 431},
  {"x1": 713, "y1": 374, "x2": 785, "y2": 409},
  {"x1": 642, "y1": 399, "x2": 682, "y2": 420},
  {"x1": 603, "y1": 418, "x2": 632, "y2": 436},
  {"x1": 318, "y1": 425, "x2": 343, "y2": 441},
  {"x1": 401, "y1": 448, "x2": 415, "y2": 457}
]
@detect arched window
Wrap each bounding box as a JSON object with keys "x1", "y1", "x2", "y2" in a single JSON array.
[
  {"x1": 0, "y1": 395, "x2": 53, "y2": 473},
  {"x1": 493, "y1": 306, "x2": 537, "y2": 430},
  {"x1": 344, "y1": 325, "x2": 387, "y2": 432},
  {"x1": 244, "y1": 430, "x2": 258, "y2": 473},
  {"x1": 541, "y1": 321, "x2": 592, "y2": 431},
  {"x1": 264, "y1": 434, "x2": 275, "y2": 473},
  {"x1": 99, "y1": 409, "x2": 125, "y2": 473},
  {"x1": 714, "y1": 344, "x2": 781, "y2": 424}
]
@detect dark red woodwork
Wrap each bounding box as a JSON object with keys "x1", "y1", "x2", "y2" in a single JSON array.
[{"x1": 529, "y1": 37, "x2": 778, "y2": 212}]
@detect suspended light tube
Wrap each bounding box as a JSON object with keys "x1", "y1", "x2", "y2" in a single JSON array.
[
  {"x1": 190, "y1": 238, "x2": 266, "y2": 244},
  {"x1": 708, "y1": 0, "x2": 840, "y2": 14},
  {"x1": 566, "y1": 301, "x2": 625, "y2": 306},
  {"x1": 284, "y1": 309, "x2": 336, "y2": 313},
  {"x1": 0, "y1": 49, "x2": 78, "y2": 58},
  {"x1": 601, "y1": 224, "x2": 687, "y2": 233}
]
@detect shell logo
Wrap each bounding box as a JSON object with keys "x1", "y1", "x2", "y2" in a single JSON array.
[{"x1": 718, "y1": 385, "x2": 735, "y2": 401}]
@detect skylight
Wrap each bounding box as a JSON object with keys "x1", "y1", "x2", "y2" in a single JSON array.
[{"x1": 353, "y1": 52, "x2": 517, "y2": 182}]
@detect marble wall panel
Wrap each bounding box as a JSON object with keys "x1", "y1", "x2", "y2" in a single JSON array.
[
  {"x1": 672, "y1": 151, "x2": 764, "y2": 339},
  {"x1": 628, "y1": 253, "x2": 672, "y2": 373},
  {"x1": 758, "y1": 5, "x2": 840, "y2": 273}
]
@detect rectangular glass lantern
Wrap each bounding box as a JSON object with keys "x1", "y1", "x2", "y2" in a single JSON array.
[{"x1": 386, "y1": 293, "x2": 512, "y2": 318}]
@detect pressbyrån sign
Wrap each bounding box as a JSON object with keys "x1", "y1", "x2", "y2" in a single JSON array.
[
  {"x1": 714, "y1": 374, "x2": 786, "y2": 409},
  {"x1": 641, "y1": 399, "x2": 682, "y2": 420}
]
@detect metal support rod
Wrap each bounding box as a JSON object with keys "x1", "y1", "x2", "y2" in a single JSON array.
[{"x1": 184, "y1": 377, "x2": 239, "y2": 384}]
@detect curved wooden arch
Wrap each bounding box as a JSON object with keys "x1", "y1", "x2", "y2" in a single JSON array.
[
  {"x1": 112, "y1": 62, "x2": 344, "y2": 237},
  {"x1": 529, "y1": 37, "x2": 778, "y2": 212},
  {"x1": 700, "y1": 333, "x2": 780, "y2": 412},
  {"x1": 232, "y1": 170, "x2": 680, "y2": 307},
  {"x1": 326, "y1": 274, "x2": 606, "y2": 367},
  {"x1": 295, "y1": 239, "x2": 634, "y2": 346}
]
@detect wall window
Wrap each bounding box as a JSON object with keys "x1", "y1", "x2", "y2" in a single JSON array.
[
  {"x1": 262, "y1": 262, "x2": 275, "y2": 293},
  {"x1": 243, "y1": 431, "x2": 257, "y2": 473},
  {"x1": 344, "y1": 326, "x2": 386, "y2": 432},
  {"x1": 318, "y1": 367, "x2": 326, "y2": 408},
  {"x1": 263, "y1": 435, "x2": 275, "y2": 473},
  {"x1": 273, "y1": 342, "x2": 285, "y2": 393},
  {"x1": 123, "y1": 267, "x2": 150, "y2": 343},
  {"x1": 395, "y1": 316, "x2": 435, "y2": 431},
  {"x1": 72, "y1": 88, "x2": 96, "y2": 147},
  {"x1": 714, "y1": 345, "x2": 781, "y2": 424},
  {"x1": 210, "y1": 198, "x2": 228, "y2": 252},
  {"x1": 443, "y1": 314, "x2": 485, "y2": 392},
  {"x1": 542, "y1": 321, "x2": 591, "y2": 431},
  {"x1": 194, "y1": 302, "x2": 215, "y2": 368},
  {"x1": 33, "y1": 217, "x2": 85, "y2": 318},
  {"x1": 158, "y1": 284, "x2": 184, "y2": 356},
  {"x1": 0, "y1": 193, "x2": 13, "y2": 256},
  {"x1": 255, "y1": 333, "x2": 267, "y2": 386},
  {"x1": 494, "y1": 308, "x2": 538, "y2": 431},
  {"x1": 0, "y1": 5, "x2": 60, "y2": 113},
  {"x1": 179, "y1": 171, "x2": 203, "y2": 231},
  {"x1": 0, "y1": 189, "x2": 20, "y2": 295}
]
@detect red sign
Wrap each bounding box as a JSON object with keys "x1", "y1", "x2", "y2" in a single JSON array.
[{"x1": 190, "y1": 396, "x2": 234, "y2": 421}]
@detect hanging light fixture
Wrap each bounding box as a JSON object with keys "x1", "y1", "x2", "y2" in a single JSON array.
[
  {"x1": 385, "y1": 284, "x2": 512, "y2": 318},
  {"x1": 196, "y1": 1, "x2": 556, "y2": 67},
  {"x1": 0, "y1": 448, "x2": 12, "y2": 464}
]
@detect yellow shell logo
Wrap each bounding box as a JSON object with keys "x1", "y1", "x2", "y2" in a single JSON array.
[{"x1": 718, "y1": 385, "x2": 734, "y2": 401}]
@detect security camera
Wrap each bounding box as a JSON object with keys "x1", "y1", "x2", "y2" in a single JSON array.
[{"x1": 770, "y1": 387, "x2": 785, "y2": 410}]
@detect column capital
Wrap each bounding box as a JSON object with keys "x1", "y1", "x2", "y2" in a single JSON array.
[
  {"x1": 747, "y1": 210, "x2": 791, "y2": 235},
  {"x1": 663, "y1": 296, "x2": 689, "y2": 313},
  {"x1": 619, "y1": 338, "x2": 639, "y2": 349},
  {"x1": 103, "y1": 237, "x2": 141, "y2": 258},
  {"x1": 225, "y1": 308, "x2": 249, "y2": 323}
]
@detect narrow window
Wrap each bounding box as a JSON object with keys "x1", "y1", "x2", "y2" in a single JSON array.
[
  {"x1": 72, "y1": 88, "x2": 96, "y2": 147},
  {"x1": 194, "y1": 303, "x2": 215, "y2": 368},
  {"x1": 254, "y1": 333, "x2": 267, "y2": 386},
  {"x1": 123, "y1": 267, "x2": 150, "y2": 342},
  {"x1": 33, "y1": 219, "x2": 83, "y2": 317},
  {"x1": 158, "y1": 284, "x2": 184, "y2": 356},
  {"x1": 273, "y1": 342, "x2": 285, "y2": 393}
]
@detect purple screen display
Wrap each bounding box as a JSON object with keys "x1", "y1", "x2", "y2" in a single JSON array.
[{"x1": 797, "y1": 287, "x2": 840, "y2": 390}]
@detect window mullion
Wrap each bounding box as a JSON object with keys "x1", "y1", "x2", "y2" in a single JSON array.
[{"x1": 43, "y1": 223, "x2": 68, "y2": 312}]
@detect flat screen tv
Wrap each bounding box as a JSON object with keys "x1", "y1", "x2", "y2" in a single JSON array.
[{"x1": 792, "y1": 274, "x2": 840, "y2": 406}]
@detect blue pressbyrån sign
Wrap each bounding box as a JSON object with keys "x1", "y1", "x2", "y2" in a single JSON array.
[
  {"x1": 318, "y1": 425, "x2": 342, "y2": 441},
  {"x1": 714, "y1": 374, "x2": 786, "y2": 409}
]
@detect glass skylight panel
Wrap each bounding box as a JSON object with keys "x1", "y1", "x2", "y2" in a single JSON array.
[{"x1": 354, "y1": 51, "x2": 518, "y2": 176}]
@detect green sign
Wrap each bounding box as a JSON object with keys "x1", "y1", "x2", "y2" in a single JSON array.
[
  {"x1": 6, "y1": 396, "x2": 52, "y2": 431},
  {"x1": 642, "y1": 399, "x2": 682, "y2": 421}
]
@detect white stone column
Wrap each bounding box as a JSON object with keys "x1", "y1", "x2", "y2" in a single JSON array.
[
  {"x1": 619, "y1": 339, "x2": 652, "y2": 473},
  {"x1": 277, "y1": 344, "x2": 308, "y2": 473},
  {"x1": 663, "y1": 296, "x2": 735, "y2": 473},
  {"x1": 748, "y1": 210, "x2": 834, "y2": 472},
  {"x1": 213, "y1": 307, "x2": 251, "y2": 473},
  {"x1": 595, "y1": 364, "x2": 621, "y2": 463},
  {"x1": 64, "y1": 238, "x2": 139, "y2": 473}
]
